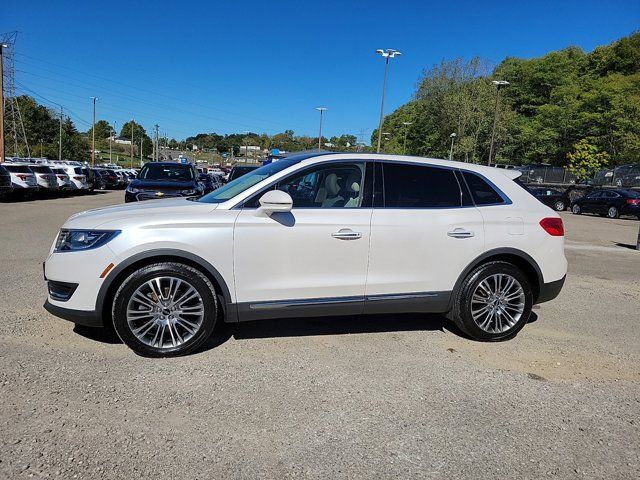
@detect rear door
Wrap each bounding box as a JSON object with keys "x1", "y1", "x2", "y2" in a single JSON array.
[{"x1": 365, "y1": 161, "x2": 485, "y2": 313}]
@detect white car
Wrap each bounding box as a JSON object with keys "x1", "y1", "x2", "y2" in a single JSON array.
[
  {"x1": 43, "y1": 153, "x2": 567, "y2": 357},
  {"x1": 60, "y1": 165, "x2": 89, "y2": 191},
  {"x1": 51, "y1": 167, "x2": 73, "y2": 190},
  {"x1": 4, "y1": 163, "x2": 39, "y2": 194},
  {"x1": 29, "y1": 165, "x2": 60, "y2": 193}
]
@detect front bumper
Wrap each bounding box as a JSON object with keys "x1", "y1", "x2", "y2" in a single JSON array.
[{"x1": 44, "y1": 300, "x2": 103, "y2": 327}]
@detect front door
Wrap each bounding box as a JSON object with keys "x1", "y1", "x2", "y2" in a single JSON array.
[{"x1": 233, "y1": 161, "x2": 373, "y2": 319}]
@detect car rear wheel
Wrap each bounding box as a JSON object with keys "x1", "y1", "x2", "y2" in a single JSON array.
[
  {"x1": 572, "y1": 204, "x2": 581, "y2": 215},
  {"x1": 554, "y1": 200, "x2": 566, "y2": 211},
  {"x1": 450, "y1": 261, "x2": 533, "y2": 342},
  {"x1": 607, "y1": 206, "x2": 619, "y2": 219},
  {"x1": 112, "y1": 262, "x2": 217, "y2": 357}
]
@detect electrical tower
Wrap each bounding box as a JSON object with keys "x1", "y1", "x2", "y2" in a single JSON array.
[{"x1": 1, "y1": 32, "x2": 30, "y2": 157}]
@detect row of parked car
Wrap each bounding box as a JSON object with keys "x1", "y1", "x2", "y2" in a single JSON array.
[
  {"x1": 0, "y1": 158, "x2": 139, "y2": 199},
  {"x1": 592, "y1": 163, "x2": 640, "y2": 188},
  {"x1": 528, "y1": 186, "x2": 640, "y2": 219}
]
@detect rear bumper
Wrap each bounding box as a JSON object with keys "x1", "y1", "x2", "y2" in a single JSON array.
[
  {"x1": 536, "y1": 275, "x2": 566, "y2": 304},
  {"x1": 44, "y1": 299, "x2": 103, "y2": 327}
]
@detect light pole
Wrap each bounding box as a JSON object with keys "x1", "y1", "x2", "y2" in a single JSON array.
[
  {"x1": 449, "y1": 132, "x2": 457, "y2": 160},
  {"x1": 402, "y1": 121, "x2": 412, "y2": 154},
  {"x1": 381, "y1": 132, "x2": 391, "y2": 152},
  {"x1": 375, "y1": 48, "x2": 401, "y2": 153},
  {"x1": 316, "y1": 107, "x2": 327, "y2": 151},
  {"x1": 488, "y1": 80, "x2": 509, "y2": 166},
  {"x1": 90, "y1": 97, "x2": 97, "y2": 166},
  {"x1": 130, "y1": 119, "x2": 135, "y2": 168}
]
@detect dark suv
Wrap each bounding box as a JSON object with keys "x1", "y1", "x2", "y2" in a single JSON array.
[
  {"x1": 125, "y1": 162, "x2": 203, "y2": 202},
  {"x1": 0, "y1": 165, "x2": 13, "y2": 198}
]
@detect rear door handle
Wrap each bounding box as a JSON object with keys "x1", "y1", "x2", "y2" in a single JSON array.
[
  {"x1": 332, "y1": 229, "x2": 362, "y2": 240},
  {"x1": 447, "y1": 228, "x2": 475, "y2": 239}
]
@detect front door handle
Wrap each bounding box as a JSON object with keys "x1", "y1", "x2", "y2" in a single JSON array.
[
  {"x1": 447, "y1": 228, "x2": 475, "y2": 239},
  {"x1": 332, "y1": 228, "x2": 362, "y2": 240}
]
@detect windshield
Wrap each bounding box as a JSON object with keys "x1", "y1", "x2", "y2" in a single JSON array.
[
  {"x1": 29, "y1": 166, "x2": 54, "y2": 174},
  {"x1": 139, "y1": 163, "x2": 194, "y2": 181},
  {"x1": 198, "y1": 159, "x2": 301, "y2": 204}
]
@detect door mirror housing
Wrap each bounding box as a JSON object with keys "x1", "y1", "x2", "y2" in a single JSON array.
[{"x1": 258, "y1": 190, "x2": 293, "y2": 214}]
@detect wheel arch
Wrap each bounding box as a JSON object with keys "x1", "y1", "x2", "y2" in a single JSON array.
[
  {"x1": 96, "y1": 249, "x2": 233, "y2": 326},
  {"x1": 449, "y1": 248, "x2": 543, "y2": 310}
]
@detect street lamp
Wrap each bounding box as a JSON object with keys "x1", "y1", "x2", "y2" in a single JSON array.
[
  {"x1": 375, "y1": 48, "x2": 401, "y2": 153},
  {"x1": 449, "y1": 132, "x2": 457, "y2": 161},
  {"x1": 488, "y1": 80, "x2": 510, "y2": 165},
  {"x1": 402, "y1": 121, "x2": 412, "y2": 155},
  {"x1": 315, "y1": 107, "x2": 327, "y2": 151}
]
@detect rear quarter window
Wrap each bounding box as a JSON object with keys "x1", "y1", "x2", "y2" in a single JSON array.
[{"x1": 462, "y1": 171, "x2": 505, "y2": 205}]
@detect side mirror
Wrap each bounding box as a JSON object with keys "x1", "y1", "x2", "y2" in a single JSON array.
[{"x1": 258, "y1": 190, "x2": 293, "y2": 214}]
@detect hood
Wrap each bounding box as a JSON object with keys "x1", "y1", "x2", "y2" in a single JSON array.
[
  {"x1": 130, "y1": 179, "x2": 196, "y2": 190},
  {"x1": 64, "y1": 198, "x2": 217, "y2": 229}
]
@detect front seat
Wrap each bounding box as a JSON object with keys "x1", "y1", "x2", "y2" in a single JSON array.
[{"x1": 321, "y1": 173, "x2": 344, "y2": 207}]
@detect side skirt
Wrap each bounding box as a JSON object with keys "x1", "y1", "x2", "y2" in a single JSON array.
[{"x1": 234, "y1": 291, "x2": 451, "y2": 322}]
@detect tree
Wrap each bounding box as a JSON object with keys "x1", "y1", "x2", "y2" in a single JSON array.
[
  {"x1": 567, "y1": 139, "x2": 610, "y2": 180},
  {"x1": 120, "y1": 120, "x2": 153, "y2": 157}
]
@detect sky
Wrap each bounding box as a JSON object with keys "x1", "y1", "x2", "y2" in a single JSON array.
[{"x1": 3, "y1": 0, "x2": 639, "y2": 143}]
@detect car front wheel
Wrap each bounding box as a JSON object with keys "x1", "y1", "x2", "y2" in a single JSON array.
[
  {"x1": 450, "y1": 261, "x2": 533, "y2": 341},
  {"x1": 554, "y1": 200, "x2": 566, "y2": 211},
  {"x1": 572, "y1": 204, "x2": 581, "y2": 215},
  {"x1": 112, "y1": 262, "x2": 218, "y2": 357}
]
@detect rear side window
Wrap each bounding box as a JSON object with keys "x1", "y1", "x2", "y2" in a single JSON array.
[
  {"x1": 383, "y1": 163, "x2": 461, "y2": 208},
  {"x1": 4, "y1": 165, "x2": 32, "y2": 173},
  {"x1": 30, "y1": 166, "x2": 54, "y2": 174},
  {"x1": 462, "y1": 171, "x2": 505, "y2": 205},
  {"x1": 74, "y1": 167, "x2": 83, "y2": 175}
]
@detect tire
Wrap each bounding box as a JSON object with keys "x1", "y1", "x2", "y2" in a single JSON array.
[
  {"x1": 554, "y1": 200, "x2": 565, "y2": 211},
  {"x1": 607, "y1": 206, "x2": 619, "y2": 219},
  {"x1": 614, "y1": 178, "x2": 623, "y2": 187},
  {"x1": 112, "y1": 262, "x2": 218, "y2": 357},
  {"x1": 572, "y1": 204, "x2": 581, "y2": 215},
  {"x1": 450, "y1": 261, "x2": 533, "y2": 342}
]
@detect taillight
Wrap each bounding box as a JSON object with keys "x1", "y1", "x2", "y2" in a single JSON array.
[
  {"x1": 626, "y1": 199, "x2": 640, "y2": 205},
  {"x1": 16, "y1": 174, "x2": 28, "y2": 181},
  {"x1": 73, "y1": 176, "x2": 83, "y2": 180},
  {"x1": 57, "y1": 175, "x2": 65, "y2": 179},
  {"x1": 540, "y1": 217, "x2": 564, "y2": 236}
]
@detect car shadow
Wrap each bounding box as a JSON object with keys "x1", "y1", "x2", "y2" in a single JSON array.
[
  {"x1": 73, "y1": 311, "x2": 541, "y2": 354},
  {"x1": 615, "y1": 242, "x2": 638, "y2": 250}
]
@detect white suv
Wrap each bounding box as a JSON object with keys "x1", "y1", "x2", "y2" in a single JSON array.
[{"x1": 43, "y1": 153, "x2": 567, "y2": 357}]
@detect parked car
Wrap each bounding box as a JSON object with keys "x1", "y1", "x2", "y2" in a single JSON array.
[
  {"x1": 198, "y1": 173, "x2": 216, "y2": 193},
  {"x1": 528, "y1": 187, "x2": 570, "y2": 211},
  {"x1": 228, "y1": 165, "x2": 259, "y2": 182},
  {"x1": 51, "y1": 167, "x2": 72, "y2": 191},
  {"x1": 4, "y1": 163, "x2": 39, "y2": 196},
  {"x1": 518, "y1": 164, "x2": 577, "y2": 184},
  {"x1": 124, "y1": 162, "x2": 203, "y2": 202},
  {"x1": 616, "y1": 164, "x2": 640, "y2": 187},
  {"x1": 29, "y1": 165, "x2": 60, "y2": 194},
  {"x1": 571, "y1": 188, "x2": 640, "y2": 219},
  {"x1": 90, "y1": 169, "x2": 106, "y2": 190},
  {"x1": 114, "y1": 170, "x2": 129, "y2": 188},
  {"x1": 97, "y1": 169, "x2": 120, "y2": 189},
  {"x1": 44, "y1": 152, "x2": 567, "y2": 357},
  {"x1": 60, "y1": 165, "x2": 89, "y2": 191},
  {"x1": 0, "y1": 164, "x2": 14, "y2": 198}
]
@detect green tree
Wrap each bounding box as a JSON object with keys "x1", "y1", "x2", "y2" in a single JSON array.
[{"x1": 567, "y1": 139, "x2": 610, "y2": 180}]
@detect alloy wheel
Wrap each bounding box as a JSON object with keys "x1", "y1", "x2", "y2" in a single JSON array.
[
  {"x1": 126, "y1": 276, "x2": 205, "y2": 349},
  {"x1": 470, "y1": 274, "x2": 525, "y2": 334}
]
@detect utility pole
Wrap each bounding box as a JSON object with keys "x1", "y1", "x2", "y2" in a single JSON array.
[
  {"x1": 90, "y1": 97, "x2": 97, "y2": 166},
  {"x1": 488, "y1": 80, "x2": 509, "y2": 166},
  {"x1": 58, "y1": 107, "x2": 63, "y2": 161},
  {"x1": 375, "y1": 49, "x2": 401, "y2": 153},
  {"x1": 0, "y1": 42, "x2": 7, "y2": 163},
  {"x1": 153, "y1": 124, "x2": 159, "y2": 161},
  {"x1": 316, "y1": 107, "x2": 327, "y2": 151},
  {"x1": 140, "y1": 137, "x2": 143, "y2": 166},
  {"x1": 130, "y1": 119, "x2": 135, "y2": 168}
]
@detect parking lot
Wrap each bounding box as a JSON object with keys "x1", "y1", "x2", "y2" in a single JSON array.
[{"x1": 1, "y1": 191, "x2": 638, "y2": 479}]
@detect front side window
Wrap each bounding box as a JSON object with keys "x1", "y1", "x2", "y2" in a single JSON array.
[
  {"x1": 244, "y1": 162, "x2": 366, "y2": 208},
  {"x1": 462, "y1": 171, "x2": 505, "y2": 205},
  {"x1": 383, "y1": 163, "x2": 461, "y2": 208}
]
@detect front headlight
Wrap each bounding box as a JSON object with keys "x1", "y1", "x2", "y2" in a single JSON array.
[
  {"x1": 126, "y1": 186, "x2": 140, "y2": 193},
  {"x1": 54, "y1": 229, "x2": 120, "y2": 252}
]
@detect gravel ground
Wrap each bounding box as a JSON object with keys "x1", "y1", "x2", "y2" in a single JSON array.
[{"x1": 1, "y1": 191, "x2": 639, "y2": 479}]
